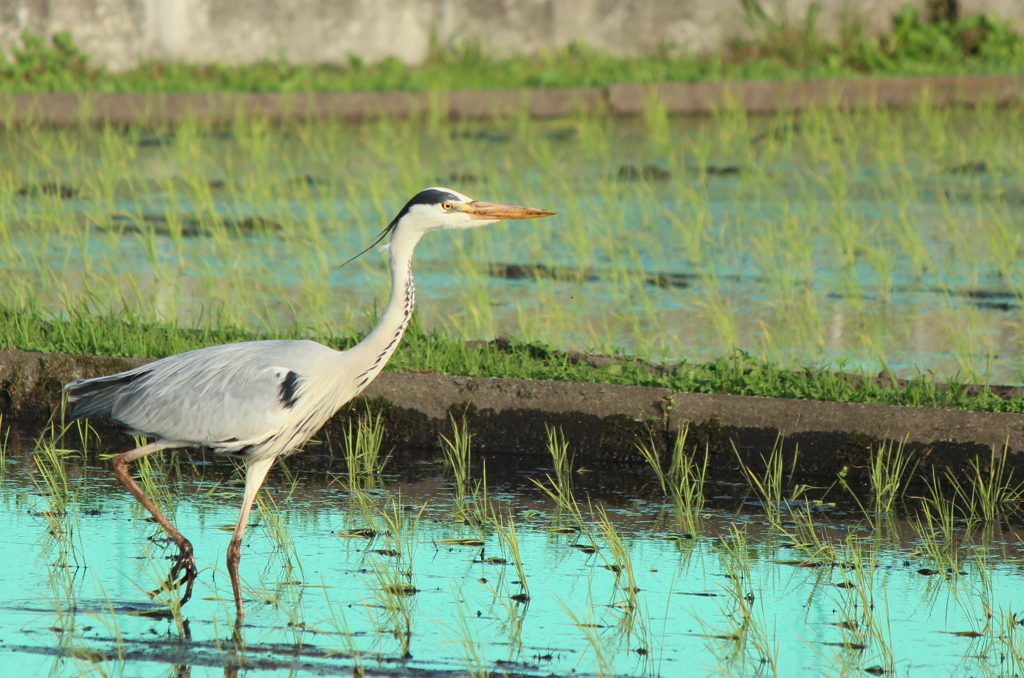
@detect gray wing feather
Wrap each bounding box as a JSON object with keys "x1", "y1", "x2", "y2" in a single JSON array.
[{"x1": 65, "y1": 340, "x2": 339, "y2": 447}]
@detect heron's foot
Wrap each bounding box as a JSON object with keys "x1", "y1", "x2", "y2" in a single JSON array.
[{"x1": 149, "y1": 542, "x2": 197, "y2": 607}]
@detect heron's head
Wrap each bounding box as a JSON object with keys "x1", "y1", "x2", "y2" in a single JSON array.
[
  {"x1": 341, "y1": 187, "x2": 555, "y2": 266},
  {"x1": 393, "y1": 187, "x2": 555, "y2": 233}
]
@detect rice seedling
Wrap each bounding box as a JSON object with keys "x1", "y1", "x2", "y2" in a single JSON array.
[
  {"x1": 439, "y1": 414, "x2": 473, "y2": 504},
  {"x1": 438, "y1": 582, "x2": 490, "y2": 678},
  {"x1": 490, "y1": 510, "x2": 529, "y2": 603},
  {"x1": 950, "y1": 548, "x2": 997, "y2": 641},
  {"x1": 460, "y1": 462, "x2": 492, "y2": 530},
  {"x1": 949, "y1": 445, "x2": 1024, "y2": 526},
  {"x1": 643, "y1": 86, "x2": 671, "y2": 152},
  {"x1": 545, "y1": 424, "x2": 573, "y2": 501},
  {"x1": 701, "y1": 525, "x2": 778, "y2": 676},
  {"x1": 909, "y1": 470, "x2": 965, "y2": 575},
  {"x1": 339, "y1": 483, "x2": 384, "y2": 538},
  {"x1": 556, "y1": 595, "x2": 619, "y2": 678},
  {"x1": 818, "y1": 535, "x2": 897, "y2": 676},
  {"x1": 531, "y1": 471, "x2": 587, "y2": 535},
  {"x1": 695, "y1": 282, "x2": 739, "y2": 353},
  {"x1": 867, "y1": 437, "x2": 917, "y2": 518},
  {"x1": 592, "y1": 505, "x2": 651, "y2": 657},
  {"x1": 992, "y1": 608, "x2": 1024, "y2": 677},
  {"x1": 364, "y1": 498, "x2": 424, "y2": 658},
  {"x1": 635, "y1": 440, "x2": 669, "y2": 491},
  {"x1": 778, "y1": 500, "x2": 841, "y2": 567},
  {"x1": 251, "y1": 488, "x2": 308, "y2": 639},
  {"x1": 47, "y1": 615, "x2": 118, "y2": 678},
  {"x1": 837, "y1": 436, "x2": 918, "y2": 528},
  {"x1": 735, "y1": 436, "x2": 788, "y2": 529},
  {"x1": 33, "y1": 439, "x2": 72, "y2": 514},
  {"x1": 82, "y1": 577, "x2": 129, "y2": 666},
  {"x1": 342, "y1": 408, "x2": 390, "y2": 488},
  {"x1": 29, "y1": 429, "x2": 101, "y2": 657},
  {"x1": 473, "y1": 562, "x2": 529, "y2": 664},
  {"x1": 529, "y1": 424, "x2": 587, "y2": 530},
  {"x1": 814, "y1": 571, "x2": 872, "y2": 676},
  {"x1": 438, "y1": 415, "x2": 491, "y2": 527},
  {"x1": 636, "y1": 425, "x2": 708, "y2": 533},
  {"x1": 320, "y1": 578, "x2": 365, "y2": 675},
  {"x1": 32, "y1": 431, "x2": 87, "y2": 573}
]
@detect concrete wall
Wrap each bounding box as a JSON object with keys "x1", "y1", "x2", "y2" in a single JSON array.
[{"x1": 0, "y1": 0, "x2": 1021, "y2": 72}]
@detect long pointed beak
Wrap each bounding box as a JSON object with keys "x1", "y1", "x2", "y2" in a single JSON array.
[{"x1": 462, "y1": 201, "x2": 556, "y2": 220}]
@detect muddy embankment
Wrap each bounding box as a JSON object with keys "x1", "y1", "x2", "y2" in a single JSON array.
[{"x1": 2, "y1": 348, "x2": 1023, "y2": 485}]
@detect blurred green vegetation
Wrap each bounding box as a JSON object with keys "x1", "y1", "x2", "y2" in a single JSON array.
[{"x1": 0, "y1": 5, "x2": 1022, "y2": 93}]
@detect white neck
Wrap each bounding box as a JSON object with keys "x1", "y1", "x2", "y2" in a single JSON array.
[{"x1": 347, "y1": 225, "x2": 424, "y2": 393}]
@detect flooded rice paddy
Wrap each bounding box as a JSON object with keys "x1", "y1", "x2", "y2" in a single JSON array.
[
  {"x1": 2, "y1": 428, "x2": 1024, "y2": 677},
  {"x1": 1, "y1": 104, "x2": 1024, "y2": 382}
]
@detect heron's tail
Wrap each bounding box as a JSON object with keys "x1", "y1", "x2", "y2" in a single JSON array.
[{"x1": 63, "y1": 369, "x2": 150, "y2": 421}]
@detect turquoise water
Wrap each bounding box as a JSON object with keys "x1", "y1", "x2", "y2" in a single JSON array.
[{"x1": 2, "y1": 442, "x2": 1023, "y2": 677}]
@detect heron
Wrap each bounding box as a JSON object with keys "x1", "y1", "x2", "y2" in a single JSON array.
[{"x1": 63, "y1": 187, "x2": 555, "y2": 626}]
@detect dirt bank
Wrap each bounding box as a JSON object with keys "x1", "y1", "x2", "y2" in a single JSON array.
[
  {"x1": 2, "y1": 74, "x2": 1022, "y2": 127},
  {"x1": 3, "y1": 348, "x2": 1022, "y2": 485}
]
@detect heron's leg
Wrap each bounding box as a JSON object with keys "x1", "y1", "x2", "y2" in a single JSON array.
[
  {"x1": 113, "y1": 442, "x2": 198, "y2": 606},
  {"x1": 226, "y1": 455, "x2": 276, "y2": 629}
]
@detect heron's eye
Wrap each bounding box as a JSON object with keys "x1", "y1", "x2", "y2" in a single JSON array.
[{"x1": 442, "y1": 202, "x2": 454, "y2": 211}]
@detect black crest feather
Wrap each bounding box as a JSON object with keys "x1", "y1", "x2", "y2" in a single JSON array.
[{"x1": 338, "y1": 189, "x2": 462, "y2": 268}]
